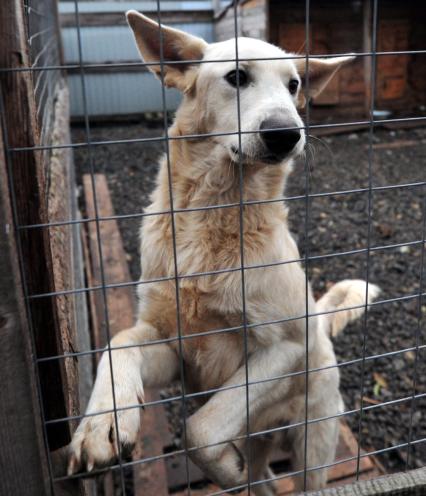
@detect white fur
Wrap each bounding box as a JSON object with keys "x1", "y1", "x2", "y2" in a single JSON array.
[{"x1": 68, "y1": 13, "x2": 376, "y2": 494}]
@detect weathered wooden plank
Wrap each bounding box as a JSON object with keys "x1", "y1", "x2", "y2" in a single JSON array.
[
  {"x1": 133, "y1": 394, "x2": 171, "y2": 495},
  {"x1": 82, "y1": 174, "x2": 135, "y2": 338},
  {"x1": 1, "y1": 3, "x2": 95, "y2": 494},
  {"x1": 309, "y1": 467, "x2": 426, "y2": 496},
  {"x1": 0, "y1": 0, "x2": 73, "y2": 452},
  {"x1": 81, "y1": 221, "x2": 100, "y2": 367},
  {"x1": 47, "y1": 84, "x2": 84, "y2": 434},
  {"x1": 368, "y1": 139, "x2": 421, "y2": 150},
  {"x1": 83, "y1": 173, "x2": 170, "y2": 495},
  {"x1": 83, "y1": 174, "x2": 130, "y2": 496},
  {"x1": 46, "y1": 83, "x2": 94, "y2": 496},
  {"x1": 61, "y1": 10, "x2": 212, "y2": 28},
  {"x1": 0, "y1": 103, "x2": 51, "y2": 496}
]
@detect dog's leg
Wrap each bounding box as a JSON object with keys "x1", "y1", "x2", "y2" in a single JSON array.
[
  {"x1": 68, "y1": 321, "x2": 178, "y2": 474},
  {"x1": 288, "y1": 392, "x2": 341, "y2": 492},
  {"x1": 185, "y1": 340, "x2": 304, "y2": 490}
]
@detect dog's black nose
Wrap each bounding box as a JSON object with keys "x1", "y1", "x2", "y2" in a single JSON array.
[{"x1": 260, "y1": 118, "x2": 301, "y2": 159}]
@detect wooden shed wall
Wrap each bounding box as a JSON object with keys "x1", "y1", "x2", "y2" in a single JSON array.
[
  {"x1": 214, "y1": 0, "x2": 268, "y2": 42},
  {"x1": 1, "y1": 1, "x2": 91, "y2": 492},
  {"x1": 269, "y1": 0, "x2": 426, "y2": 122}
]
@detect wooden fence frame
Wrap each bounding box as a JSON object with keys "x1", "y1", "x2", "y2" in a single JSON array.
[
  {"x1": 0, "y1": 110, "x2": 52, "y2": 496},
  {"x1": 312, "y1": 467, "x2": 426, "y2": 496},
  {"x1": 0, "y1": 1, "x2": 89, "y2": 494}
]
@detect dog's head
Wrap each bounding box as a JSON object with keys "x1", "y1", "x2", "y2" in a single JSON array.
[{"x1": 127, "y1": 11, "x2": 353, "y2": 166}]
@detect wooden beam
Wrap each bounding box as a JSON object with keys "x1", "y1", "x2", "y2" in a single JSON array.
[
  {"x1": 1, "y1": 4, "x2": 91, "y2": 495},
  {"x1": 0, "y1": 0, "x2": 72, "y2": 450},
  {"x1": 47, "y1": 83, "x2": 85, "y2": 436},
  {"x1": 0, "y1": 100, "x2": 50, "y2": 496},
  {"x1": 311, "y1": 466, "x2": 426, "y2": 496},
  {"x1": 82, "y1": 174, "x2": 135, "y2": 343},
  {"x1": 60, "y1": 10, "x2": 212, "y2": 28},
  {"x1": 83, "y1": 174, "x2": 132, "y2": 495}
]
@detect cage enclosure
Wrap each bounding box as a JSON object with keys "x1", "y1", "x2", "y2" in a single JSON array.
[{"x1": 0, "y1": 1, "x2": 425, "y2": 496}]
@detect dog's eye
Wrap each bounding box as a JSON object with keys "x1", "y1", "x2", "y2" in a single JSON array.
[
  {"x1": 225, "y1": 69, "x2": 248, "y2": 88},
  {"x1": 288, "y1": 79, "x2": 299, "y2": 95}
]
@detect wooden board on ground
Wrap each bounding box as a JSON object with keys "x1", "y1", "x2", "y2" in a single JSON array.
[
  {"x1": 82, "y1": 174, "x2": 135, "y2": 343},
  {"x1": 83, "y1": 173, "x2": 169, "y2": 495},
  {"x1": 172, "y1": 422, "x2": 383, "y2": 495}
]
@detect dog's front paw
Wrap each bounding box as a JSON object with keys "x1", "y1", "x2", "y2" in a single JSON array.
[{"x1": 67, "y1": 390, "x2": 143, "y2": 475}]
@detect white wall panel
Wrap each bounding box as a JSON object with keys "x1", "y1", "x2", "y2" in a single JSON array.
[{"x1": 61, "y1": 0, "x2": 214, "y2": 117}]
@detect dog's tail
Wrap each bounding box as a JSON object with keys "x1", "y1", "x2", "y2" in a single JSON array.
[{"x1": 316, "y1": 280, "x2": 381, "y2": 338}]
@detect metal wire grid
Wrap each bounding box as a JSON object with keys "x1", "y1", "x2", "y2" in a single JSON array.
[
  {"x1": 72, "y1": 0, "x2": 129, "y2": 491},
  {"x1": 1, "y1": 0, "x2": 425, "y2": 494},
  {"x1": 24, "y1": 0, "x2": 62, "y2": 145}
]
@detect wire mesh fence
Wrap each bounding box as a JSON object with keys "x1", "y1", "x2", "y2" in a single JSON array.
[
  {"x1": 0, "y1": 0, "x2": 425, "y2": 495},
  {"x1": 26, "y1": 0, "x2": 62, "y2": 142}
]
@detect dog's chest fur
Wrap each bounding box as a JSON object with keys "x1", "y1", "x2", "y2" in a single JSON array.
[{"x1": 137, "y1": 145, "x2": 305, "y2": 391}]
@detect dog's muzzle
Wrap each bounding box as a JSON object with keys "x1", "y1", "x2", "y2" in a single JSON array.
[{"x1": 259, "y1": 117, "x2": 301, "y2": 162}]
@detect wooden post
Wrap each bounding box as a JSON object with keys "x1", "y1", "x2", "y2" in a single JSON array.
[
  {"x1": 0, "y1": 0, "x2": 71, "y2": 449},
  {"x1": 0, "y1": 0, "x2": 81, "y2": 450},
  {"x1": 0, "y1": 114, "x2": 51, "y2": 496},
  {"x1": 312, "y1": 466, "x2": 426, "y2": 496},
  {"x1": 1, "y1": 2, "x2": 90, "y2": 494}
]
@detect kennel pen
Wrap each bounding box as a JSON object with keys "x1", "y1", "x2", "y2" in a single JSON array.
[{"x1": 0, "y1": 0, "x2": 425, "y2": 495}]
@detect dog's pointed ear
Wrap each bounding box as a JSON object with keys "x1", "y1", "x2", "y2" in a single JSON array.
[
  {"x1": 126, "y1": 10, "x2": 207, "y2": 92},
  {"x1": 295, "y1": 55, "x2": 355, "y2": 106}
]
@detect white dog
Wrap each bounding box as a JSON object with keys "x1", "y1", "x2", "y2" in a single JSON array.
[{"x1": 68, "y1": 12, "x2": 379, "y2": 494}]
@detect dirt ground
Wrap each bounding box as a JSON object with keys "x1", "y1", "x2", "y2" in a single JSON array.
[{"x1": 72, "y1": 122, "x2": 426, "y2": 476}]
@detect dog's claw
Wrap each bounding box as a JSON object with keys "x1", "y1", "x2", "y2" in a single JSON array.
[
  {"x1": 231, "y1": 442, "x2": 245, "y2": 473},
  {"x1": 108, "y1": 425, "x2": 114, "y2": 444},
  {"x1": 67, "y1": 394, "x2": 142, "y2": 477},
  {"x1": 67, "y1": 453, "x2": 79, "y2": 476}
]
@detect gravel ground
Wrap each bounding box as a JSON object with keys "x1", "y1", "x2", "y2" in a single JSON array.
[{"x1": 72, "y1": 122, "x2": 426, "y2": 475}]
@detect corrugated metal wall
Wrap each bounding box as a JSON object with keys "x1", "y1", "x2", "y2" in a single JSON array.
[{"x1": 60, "y1": 1, "x2": 214, "y2": 118}]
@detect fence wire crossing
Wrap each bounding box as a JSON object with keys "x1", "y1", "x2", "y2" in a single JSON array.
[{"x1": 0, "y1": 0, "x2": 425, "y2": 495}]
